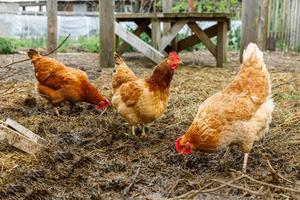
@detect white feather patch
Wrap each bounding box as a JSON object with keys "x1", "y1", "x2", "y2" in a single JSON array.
[{"x1": 243, "y1": 43, "x2": 264, "y2": 65}]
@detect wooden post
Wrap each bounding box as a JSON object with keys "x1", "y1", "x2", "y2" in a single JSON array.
[
  {"x1": 99, "y1": 0, "x2": 115, "y2": 68},
  {"x1": 151, "y1": 18, "x2": 161, "y2": 49},
  {"x1": 47, "y1": 0, "x2": 57, "y2": 54},
  {"x1": 217, "y1": 21, "x2": 228, "y2": 67},
  {"x1": 162, "y1": 0, "x2": 173, "y2": 34},
  {"x1": 240, "y1": 0, "x2": 269, "y2": 62}
]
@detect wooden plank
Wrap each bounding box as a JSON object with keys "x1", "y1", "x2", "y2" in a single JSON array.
[
  {"x1": 217, "y1": 21, "x2": 228, "y2": 67},
  {"x1": 188, "y1": 22, "x2": 217, "y2": 57},
  {"x1": 5, "y1": 118, "x2": 47, "y2": 146},
  {"x1": 47, "y1": 0, "x2": 57, "y2": 53},
  {"x1": 7, "y1": 11, "x2": 232, "y2": 19},
  {"x1": 115, "y1": 13, "x2": 232, "y2": 20},
  {"x1": 158, "y1": 20, "x2": 186, "y2": 52},
  {"x1": 117, "y1": 20, "x2": 151, "y2": 55},
  {"x1": 151, "y1": 18, "x2": 161, "y2": 49},
  {"x1": 99, "y1": 0, "x2": 115, "y2": 68},
  {"x1": 177, "y1": 24, "x2": 218, "y2": 51},
  {"x1": 115, "y1": 21, "x2": 164, "y2": 64},
  {"x1": 0, "y1": 124, "x2": 43, "y2": 155},
  {"x1": 162, "y1": 0, "x2": 173, "y2": 34}
]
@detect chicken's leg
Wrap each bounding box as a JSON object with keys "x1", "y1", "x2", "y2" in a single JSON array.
[
  {"x1": 131, "y1": 126, "x2": 136, "y2": 136},
  {"x1": 54, "y1": 107, "x2": 60, "y2": 116},
  {"x1": 141, "y1": 126, "x2": 146, "y2": 137},
  {"x1": 242, "y1": 153, "x2": 249, "y2": 173}
]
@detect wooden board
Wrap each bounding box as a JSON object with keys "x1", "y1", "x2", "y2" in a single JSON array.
[
  {"x1": 5, "y1": 118, "x2": 47, "y2": 146},
  {"x1": 0, "y1": 124, "x2": 44, "y2": 155},
  {"x1": 115, "y1": 13, "x2": 232, "y2": 21},
  {"x1": 115, "y1": 21, "x2": 164, "y2": 64},
  {"x1": 158, "y1": 20, "x2": 186, "y2": 51},
  {"x1": 117, "y1": 20, "x2": 151, "y2": 55},
  {"x1": 188, "y1": 22, "x2": 217, "y2": 57},
  {"x1": 177, "y1": 24, "x2": 218, "y2": 51}
]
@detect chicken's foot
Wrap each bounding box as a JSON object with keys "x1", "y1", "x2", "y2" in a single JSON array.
[
  {"x1": 131, "y1": 126, "x2": 136, "y2": 136},
  {"x1": 242, "y1": 153, "x2": 249, "y2": 173},
  {"x1": 54, "y1": 107, "x2": 60, "y2": 116},
  {"x1": 141, "y1": 126, "x2": 146, "y2": 137}
]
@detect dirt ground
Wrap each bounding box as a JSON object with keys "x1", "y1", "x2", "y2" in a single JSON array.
[{"x1": 0, "y1": 51, "x2": 299, "y2": 199}]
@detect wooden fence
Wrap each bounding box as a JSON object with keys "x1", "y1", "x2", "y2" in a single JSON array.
[{"x1": 268, "y1": 0, "x2": 300, "y2": 51}]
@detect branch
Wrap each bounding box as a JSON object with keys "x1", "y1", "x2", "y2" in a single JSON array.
[
  {"x1": 0, "y1": 34, "x2": 71, "y2": 69},
  {"x1": 267, "y1": 160, "x2": 294, "y2": 184},
  {"x1": 212, "y1": 179, "x2": 261, "y2": 196},
  {"x1": 171, "y1": 175, "x2": 244, "y2": 200},
  {"x1": 243, "y1": 174, "x2": 300, "y2": 193},
  {"x1": 273, "y1": 78, "x2": 300, "y2": 89},
  {"x1": 123, "y1": 165, "x2": 141, "y2": 197}
]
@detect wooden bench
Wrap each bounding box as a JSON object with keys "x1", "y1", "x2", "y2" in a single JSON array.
[{"x1": 114, "y1": 13, "x2": 231, "y2": 67}]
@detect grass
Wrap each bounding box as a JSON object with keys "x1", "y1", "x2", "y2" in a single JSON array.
[
  {"x1": 0, "y1": 36, "x2": 100, "y2": 54},
  {"x1": 0, "y1": 26, "x2": 242, "y2": 54}
]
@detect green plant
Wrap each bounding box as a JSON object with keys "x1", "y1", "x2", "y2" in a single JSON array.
[
  {"x1": 228, "y1": 27, "x2": 240, "y2": 50},
  {"x1": 0, "y1": 37, "x2": 15, "y2": 54},
  {"x1": 172, "y1": 0, "x2": 241, "y2": 19}
]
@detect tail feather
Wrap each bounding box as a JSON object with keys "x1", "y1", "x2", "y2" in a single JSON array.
[
  {"x1": 112, "y1": 53, "x2": 137, "y2": 90},
  {"x1": 27, "y1": 49, "x2": 40, "y2": 59},
  {"x1": 114, "y1": 53, "x2": 128, "y2": 68},
  {"x1": 243, "y1": 43, "x2": 264, "y2": 64}
]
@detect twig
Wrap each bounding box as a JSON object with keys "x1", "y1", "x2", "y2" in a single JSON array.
[
  {"x1": 267, "y1": 160, "x2": 294, "y2": 184},
  {"x1": 123, "y1": 165, "x2": 141, "y2": 196},
  {"x1": 202, "y1": 175, "x2": 244, "y2": 193},
  {"x1": 272, "y1": 78, "x2": 300, "y2": 89},
  {"x1": 212, "y1": 179, "x2": 262, "y2": 196},
  {"x1": 0, "y1": 34, "x2": 71, "y2": 69},
  {"x1": 243, "y1": 174, "x2": 300, "y2": 193},
  {"x1": 171, "y1": 175, "x2": 244, "y2": 200}
]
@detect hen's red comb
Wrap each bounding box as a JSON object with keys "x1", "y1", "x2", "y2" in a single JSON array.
[{"x1": 169, "y1": 51, "x2": 180, "y2": 60}]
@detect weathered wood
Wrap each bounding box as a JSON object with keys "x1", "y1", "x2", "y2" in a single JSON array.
[
  {"x1": 188, "y1": 22, "x2": 217, "y2": 57},
  {"x1": 0, "y1": 124, "x2": 44, "y2": 155},
  {"x1": 47, "y1": 0, "x2": 57, "y2": 53},
  {"x1": 117, "y1": 20, "x2": 151, "y2": 55},
  {"x1": 115, "y1": 35, "x2": 119, "y2": 51},
  {"x1": 115, "y1": 21, "x2": 164, "y2": 63},
  {"x1": 115, "y1": 13, "x2": 232, "y2": 21},
  {"x1": 151, "y1": 18, "x2": 161, "y2": 49},
  {"x1": 99, "y1": 0, "x2": 115, "y2": 68},
  {"x1": 158, "y1": 20, "x2": 186, "y2": 51},
  {"x1": 258, "y1": 0, "x2": 270, "y2": 50},
  {"x1": 5, "y1": 118, "x2": 47, "y2": 146},
  {"x1": 240, "y1": 0, "x2": 269, "y2": 62},
  {"x1": 177, "y1": 24, "x2": 218, "y2": 51},
  {"x1": 217, "y1": 21, "x2": 228, "y2": 67},
  {"x1": 162, "y1": 0, "x2": 173, "y2": 34}
]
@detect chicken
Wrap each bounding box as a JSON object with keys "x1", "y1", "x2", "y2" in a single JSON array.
[
  {"x1": 112, "y1": 52, "x2": 182, "y2": 136},
  {"x1": 175, "y1": 43, "x2": 274, "y2": 172},
  {"x1": 27, "y1": 49, "x2": 111, "y2": 115}
]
